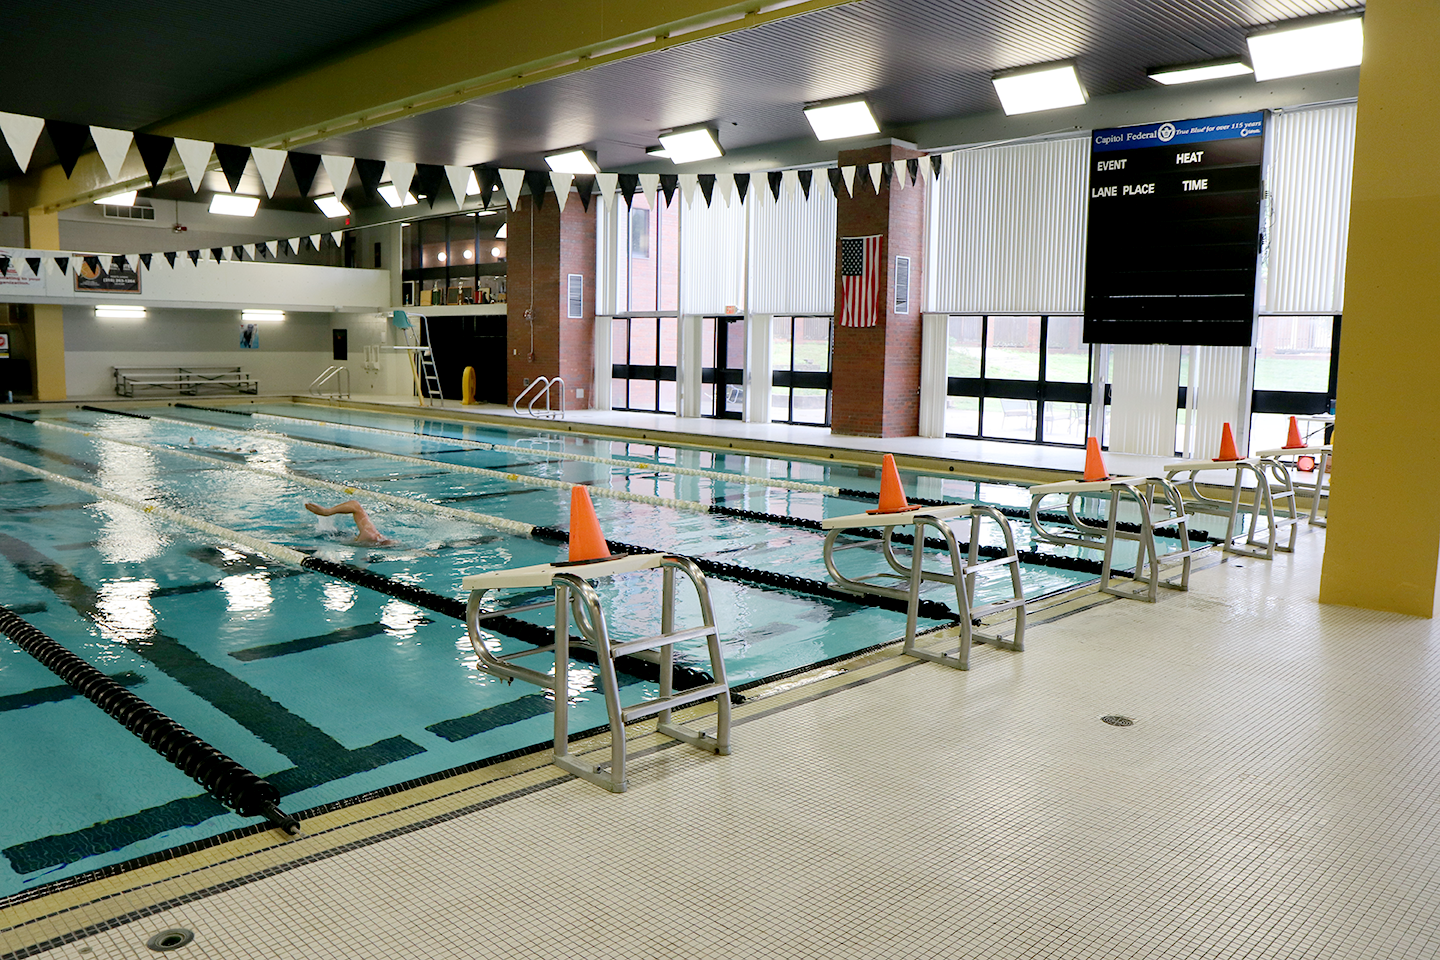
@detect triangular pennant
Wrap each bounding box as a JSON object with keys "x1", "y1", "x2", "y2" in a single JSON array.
[
  {"x1": 264, "y1": 240, "x2": 276, "y2": 258},
  {"x1": 678, "y1": 173, "x2": 698, "y2": 206},
  {"x1": 930, "y1": 154, "x2": 942, "y2": 179},
  {"x1": 250, "y1": 147, "x2": 287, "y2": 198},
  {"x1": 46, "y1": 120, "x2": 90, "y2": 178},
  {"x1": 498, "y1": 169, "x2": 525, "y2": 210},
  {"x1": 230, "y1": 246, "x2": 244, "y2": 261},
  {"x1": 188, "y1": 250, "x2": 201, "y2": 265},
  {"x1": 412, "y1": 164, "x2": 445, "y2": 207},
  {"x1": 0, "y1": 112, "x2": 45, "y2": 172},
  {"x1": 474, "y1": 165, "x2": 498, "y2": 207},
  {"x1": 732, "y1": 173, "x2": 748, "y2": 205},
  {"x1": 211, "y1": 247, "x2": 225, "y2": 262},
  {"x1": 717, "y1": 173, "x2": 734, "y2": 207},
  {"x1": 444, "y1": 164, "x2": 472, "y2": 206},
  {"x1": 941, "y1": 150, "x2": 955, "y2": 178},
  {"x1": 697, "y1": 174, "x2": 716, "y2": 206},
  {"x1": 309, "y1": 234, "x2": 322, "y2": 251},
  {"x1": 53, "y1": 256, "x2": 70, "y2": 275},
  {"x1": 289, "y1": 152, "x2": 321, "y2": 196},
  {"x1": 83, "y1": 255, "x2": 101, "y2": 272},
  {"x1": 25, "y1": 257, "x2": 41, "y2": 277},
  {"x1": 617, "y1": 173, "x2": 639, "y2": 208},
  {"x1": 767, "y1": 170, "x2": 782, "y2": 202},
  {"x1": 287, "y1": 238, "x2": 301, "y2": 255},
  {"x1": 549, "y1": 171, "x2": 573, "y2": 212},
  {"x1": 841, "y1": 165, "x2": 856, "y2": 197},
  {"x1": 524, "y1": 169, "x2": 551, "y2": 209},
  {"x1": 827, "y1": 167, "x2": 844, "y2": 197},
  {"x1": 139, "y1": 253, "x2": 152, "y2": 270},
  {"x1": 164, "y1": 251, "x2": 177, "y2": 268},
  {"x1": 0, "y1": 257, "x2": 9, "y2": 277},
  {"x1": 89, "y1": 126, "x2": 134, "y2": 182},
  {"x1": 595, "y1": 172, "x2": 618, "y2": 205},
  {"x1": 110, "y1": 255, "x2": 128, "y2": 272},
  {"x1": 868, "y1": 162, "x2": 883, "y2": 194},
  {"x1": 174, "y1": 138, "x2": 213, "y2": 192},
  {"x1": 782, "y1": 169, "x2": 798, "y2": 202},
  {"x1": 638, "y1": 173, "x2": 659, "y2": 211},
  {"x1": 330, "y1": 231, "x2": 343, "y2": 247},
  {"x1": 908, "y1": 157, "x2": 920, "y2": 186},
  {"x1": 384, "y1": 161, "x2": 416, "y2": 202},
  {"x1": 133, "y1": 133, "x2": 175, "y2": 188},
  {"x1": 322, "y1": 155, "x2": 354, "y2": 199},
  {"x1": 213, "y1": 144, "x2": 251, "y2": 193},
  {"x1": 355, "y1": 158, "x2": 385, "y2": 200},
  {"x1": 892, "y1": 160, "x2": 905, "y2": 190},
  {"x1": 575, "y1": 174, "x2": 596, "y2": 212},
  {"x1": 798, "y1": 168, "x2": 813, "y2": 200},
  {"x1": 244, "y1": 244, "x2": 256, "y2": 260}
]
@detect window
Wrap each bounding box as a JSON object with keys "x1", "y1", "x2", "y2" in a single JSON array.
[
  {"x1": 629, "y1": 207, "x2": 651, "y2": 259},
  {"x1": 944, "y1": 315, "x2": 1090, "y2": 445},
  {"x1": 772, "y1": 316, "x2": 833, "y2": 425},
  {"x1": 621, "y1": 194, "x2": 677, "y2": 313},
  {"x1": 610, "y1": 316, "x2": 678, "y2": 413},
  {"x1": 701, "y1": 316, "x2": 746, "y2": 419},
  {"x1": 1250, "y1": 314, "x2": 1340, "y2": 451}
]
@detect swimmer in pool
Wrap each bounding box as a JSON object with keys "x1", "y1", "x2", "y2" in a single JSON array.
[{"x1": 305, "y1": 500, "x2": 396, "y2": 546}]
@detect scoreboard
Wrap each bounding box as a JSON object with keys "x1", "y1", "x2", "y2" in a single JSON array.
[{"x1": 1083, "y1": 112, "x2": 1266, "y2": 347}]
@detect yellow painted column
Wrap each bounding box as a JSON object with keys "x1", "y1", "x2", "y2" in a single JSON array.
[
  {"x1": 1319, "y1": 0, "x2": 1440, "y2": 616},
  {"x1": 24, "y1": 208, "x2": 66, "y2": 401}
]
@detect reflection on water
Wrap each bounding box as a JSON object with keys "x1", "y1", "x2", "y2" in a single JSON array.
[
  {"x1": 219, "y1": 572, "x2": 273, "y2": 612},
  {"x1": 96, "y1": 578, "x2": 157, "y2": 646}
]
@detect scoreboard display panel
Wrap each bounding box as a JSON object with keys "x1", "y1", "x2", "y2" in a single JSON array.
[{"x1": 1083, "y1": 112, "x2": 1266, "y2": 347}]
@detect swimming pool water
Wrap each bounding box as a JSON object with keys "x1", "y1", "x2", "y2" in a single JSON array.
[{"x1": 0, "y1": 402, "x2": 1107, "y2": 898}]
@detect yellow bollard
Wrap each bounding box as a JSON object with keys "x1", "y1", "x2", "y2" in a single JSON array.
[{"x1": 461, "y1": 366, "x2": 477, "y2": 405}]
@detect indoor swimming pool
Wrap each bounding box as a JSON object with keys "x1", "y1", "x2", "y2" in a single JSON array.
[{"x1": 0, "y1": 401, "x2": 1132, "y2": 899}]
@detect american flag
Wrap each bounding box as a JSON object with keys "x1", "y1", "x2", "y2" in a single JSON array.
[{"x1": 839, "y1": 235, "x2": 883, "y2": 327}]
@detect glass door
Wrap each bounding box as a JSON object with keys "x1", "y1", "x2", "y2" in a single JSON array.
[{"x1": 701, "y1": 316, "x2": 746, "y2": 419}]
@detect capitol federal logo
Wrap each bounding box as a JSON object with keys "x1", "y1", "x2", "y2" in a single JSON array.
[{"x1": 1157, "y1": 122, "x2": 1177, "y2": 143}]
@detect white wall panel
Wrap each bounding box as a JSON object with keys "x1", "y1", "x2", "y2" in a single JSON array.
[{"x1": 748, "y1": 174, "x2": 836, "y2": 314}]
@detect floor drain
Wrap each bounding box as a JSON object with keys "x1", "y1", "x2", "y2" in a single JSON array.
[
  {"x1": 1101, "y1": 715, "x2": 1134, "y2": 727},
  {"x1": 147, "y1": 929, "x2": 194, "y2": 952}
]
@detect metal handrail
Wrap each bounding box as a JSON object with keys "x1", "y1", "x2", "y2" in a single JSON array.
[
  {"x1": 513, "y1": 376, "x2": 566, "y2": 419},
  {"x1": 309, "y1": 365, "x2": 351, "y2": 398}
]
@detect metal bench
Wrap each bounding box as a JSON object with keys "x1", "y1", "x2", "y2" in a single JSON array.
[{"x1": 114, "y1": 367, "x2": 258, "y2": 397}]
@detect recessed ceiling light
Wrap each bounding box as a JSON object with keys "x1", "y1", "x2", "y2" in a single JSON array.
[
  {"x1": 378, "y1": 184, "x2": 417, "y2": 208},
  {"x1": 803, "y1": 99, "x2": 879, "y2": 141},
  {"x1": 463, "y1": 249, "x2": 473, "y2": 260},
  {"x1": 93, "y1": 191, "x2": 136, "y2": 206},
  {"x1": 545, "y1": 148, "x2": 600, "y2": 175},
  {"x1": 492, "y1": 246, "x2": 503, "y2": 257},
  {"x1": 209, "y1": 194, "x2": 260, "y2": 217},
  {"x1": 314, "y1": 195, "x2": 349, "y2": 217},
  {"x1": 95, "y1": 304, "x2": 146, "y2": 319},
  {"x1": 992, "y1": 62, "x2": 1087, "y2": 115},
  {"x1": 242, "y1": 309, "x2": 285, "y2": 322},
  {"x1": 657, "y1": 126, "x2": 724, "y2": 163},
  {"x1": 1247, "y1": 16, "x2": 1363, "y2": 81},
  {"x1": 1148, "y1": 58, "x2": 1254, "y2": 85}
]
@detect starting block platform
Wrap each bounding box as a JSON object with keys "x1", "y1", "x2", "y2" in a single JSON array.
[
  {"x1": 1028, "y1": 476, "x2": 1195, "y2": 602},
  {"x1": 1255, "y1": 445, "x2": 1331, "y2": 527},
  {"x1": 820, "y1": 503, "x2": 1026, "y2": 671},
  {"x1": 462, "y1": 552, "x2": 730, "y2": 793},
  {"x1": 1163, "y1": 456, "x2": 1300, "y2": 560}
]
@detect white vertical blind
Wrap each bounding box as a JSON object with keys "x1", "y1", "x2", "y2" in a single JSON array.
[
  {"x1": 1186, "y1": 345, "x2": 1249, "y2": 459},
  {"x1": 1265, "y1": 102, "x2": 1357, "y2": 314},
  {"x1": 748, "y1": 173, "x2": 836, "y2": 314},
  {"x1": 1109, "y1": 344, "x2": 1181, "y2": 456},
  {"x1": 679, "y1": 193, "x2": 747, "y2": 315},
  {"x1": 918, "y1": 313, "x2": 949, "y2": 437},
  {"x1": 745, "y1": 313, "x2": 774, "y2": 423},
  {"x1": 927, "y1": 136, "x2": 1088, "y2": 314}
]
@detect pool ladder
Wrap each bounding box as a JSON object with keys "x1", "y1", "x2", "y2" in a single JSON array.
[{"x1": 514, "y1": 376, "x2": 565, "y2": 419}]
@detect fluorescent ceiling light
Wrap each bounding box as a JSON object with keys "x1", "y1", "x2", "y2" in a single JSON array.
[
  {"x1": 209, "y1": 193, "x2": 260, "y2": 217},
  {"x1": 1148, "y1": 58, "x2": 1253, "y2": 85},
  {"x1": 992, "y1": 62, "x2": 1086, "y2": 115},
  {"x1": 545, "y1": 148, "x2": 600, "y2": 175},
  {"x1": 95, "y1": 304, "x2": 146, "y2": 319},
  {"x1": 657, "y1": 126, "x2": 724, "y2": 163},
  {"x1": 242, "y1": 309, "x2": 285, "y2": 322},
  {"x1": 646, "y1": 145, "x2": 672, "y2": 159},
  {"x1": 496, "y1": 222, "x2": 507, "y2": 238},
  {"x1": 378, "y1": 184, "x2": 417, "y2": 207},
  {"x1": 1248, "y1": 16, "x2": 1363, "y2": 81},
  {"x1": 93, "y1": 190, "x2": 137, "y2": 206},
  {"x1": 803, "y1": 99, "x2": 879, "y2": 141},
  {"x1": 314, "y1": 195, "x2": 349, "y2": 217}
]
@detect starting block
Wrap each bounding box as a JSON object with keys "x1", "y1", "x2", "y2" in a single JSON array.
[
  {"x1": 1163, "y1": 456, "x2": 1300, "y2": 559},
  {"x1": 1255, "y1": 444, "x2": 1331, "y2": 527},
  {"x1": 1028, "y1": 476, "x2": 1195, "y2": 602},
  {"x1": 820, "y1": 503, "x2": 1026, "y2": 671},
  {"x1": 462, "y1": 552, "x2": 731, "y2": 793}
]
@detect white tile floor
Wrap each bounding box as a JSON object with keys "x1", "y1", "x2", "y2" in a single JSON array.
[{"x1": 10, "y1": 522, "x2": 1440, "y2": 960}]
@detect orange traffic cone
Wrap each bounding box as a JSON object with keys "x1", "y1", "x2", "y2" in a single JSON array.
[
  {"x1": 1213, "y1": 422, "x2": 1241, "y2": 461},
  {"x1": 566, "y1": 485, "x2": 611, "y2": 562},
  {"x1": 867, "y1": 454, "x2": 913, "y2": 514},
  {"x1": 1283, "y1": 416, "x2": 1305, "y2": 449},
  {"x1": 1083, "y1": 437, "x2": 1109, "y2": 482}
]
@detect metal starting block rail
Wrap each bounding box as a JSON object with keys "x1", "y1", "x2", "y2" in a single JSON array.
[
  {"x1": 1256, "y1": 445, "x2": 1332, "y2": 527},
  {"x1": 462, "y1": 552, "x2": 731, "y2": 793},
  {"x1": 1163, "y1": 457, "x2": 1300, "y2": 560},
  {"x1": 820, "y1": 503, "x2": 1026, "y2": 671},
  {"x1": 1028, "y1": 476, "x2": 1195, "y2": 603}
]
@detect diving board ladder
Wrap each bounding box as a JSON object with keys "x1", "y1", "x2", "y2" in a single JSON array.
[{"x1": 391, "y1": 310, "x2": 444, "y2": 406}]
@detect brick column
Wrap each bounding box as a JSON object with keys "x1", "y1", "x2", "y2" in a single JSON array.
[
  {"x1": 830, "y1": 142, "x2": 927, "y2": 437},
  {"x1": 505, "y1": 191, "x2": 596, "y2": 407}
]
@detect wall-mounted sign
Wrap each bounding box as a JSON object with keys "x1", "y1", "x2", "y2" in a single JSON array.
[
  {"x1": 0, "y1": 332, "x2": 9, "y2": 358},
  {"x1": 75, "y1": 258, "x2": 141, "y2": 294},
  {"x1": 0, "y1": 249, "x2": 44, "y2": 290},
  {"x1": 1083, "y1": 112, "x2": 1266, "y2": 347}
]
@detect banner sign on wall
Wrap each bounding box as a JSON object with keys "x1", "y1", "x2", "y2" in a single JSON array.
[
  {"x1": 0, "y1": 249, "x2": 45, "y2": 289},
  {"x1": 74, "y1": 258, "x2": 141, "y2": 293},
  {"x1": 1083, "y1": 112, "x2": 1266, "y2": 347}
]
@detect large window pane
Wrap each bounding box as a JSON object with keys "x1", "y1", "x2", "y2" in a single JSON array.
[
  {"x1": 945, "y1": 396, "x2": 979, "y2": 436},
  {"x1": 1045, "y1": 316, "x2": 1088, "y2": 382},
  {"x1": 948, "y1": 316, "x2": 982, "y2": 377},
  {"x1": 1043, "y1": 401, "x2": 1088, "y2": 445},
  {"x1": 1255, "y1": 316, "x2": 1332, "y2": 391},
  {"x1": 986, "y1": 398, "x2": 1035, "y2": 441},
  {"x1": 772, "y1": 317, "x2": 794, "y2": 372},
  {"x1": 795, "y1": 317, "x2": 830, "y2": 372},
  {"x1": 985, "y1": 316, "x2": 1040, "y2": 380},
  {"x1": 791, "y1": 388, "x2": 828, "y2": 424}
]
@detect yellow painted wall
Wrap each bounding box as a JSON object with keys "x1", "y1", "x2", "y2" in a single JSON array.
[
  {"x1": 1319, "y1": 0, "x2": 1440, "y2": 616},
  {"x1": 27, "y1": 305, "x2": 66, "y2": 401}
]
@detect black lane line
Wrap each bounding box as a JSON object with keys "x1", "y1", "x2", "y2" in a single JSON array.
[
  {"x1": 230, "y1": 622, "x2": 391, "y2": 661},
  {"x1": 425, "y1": 693, "x2": 554, "y2": 742},
  {"x1": 0, "y1": 671, "x2": 146, "y2": 713}
]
